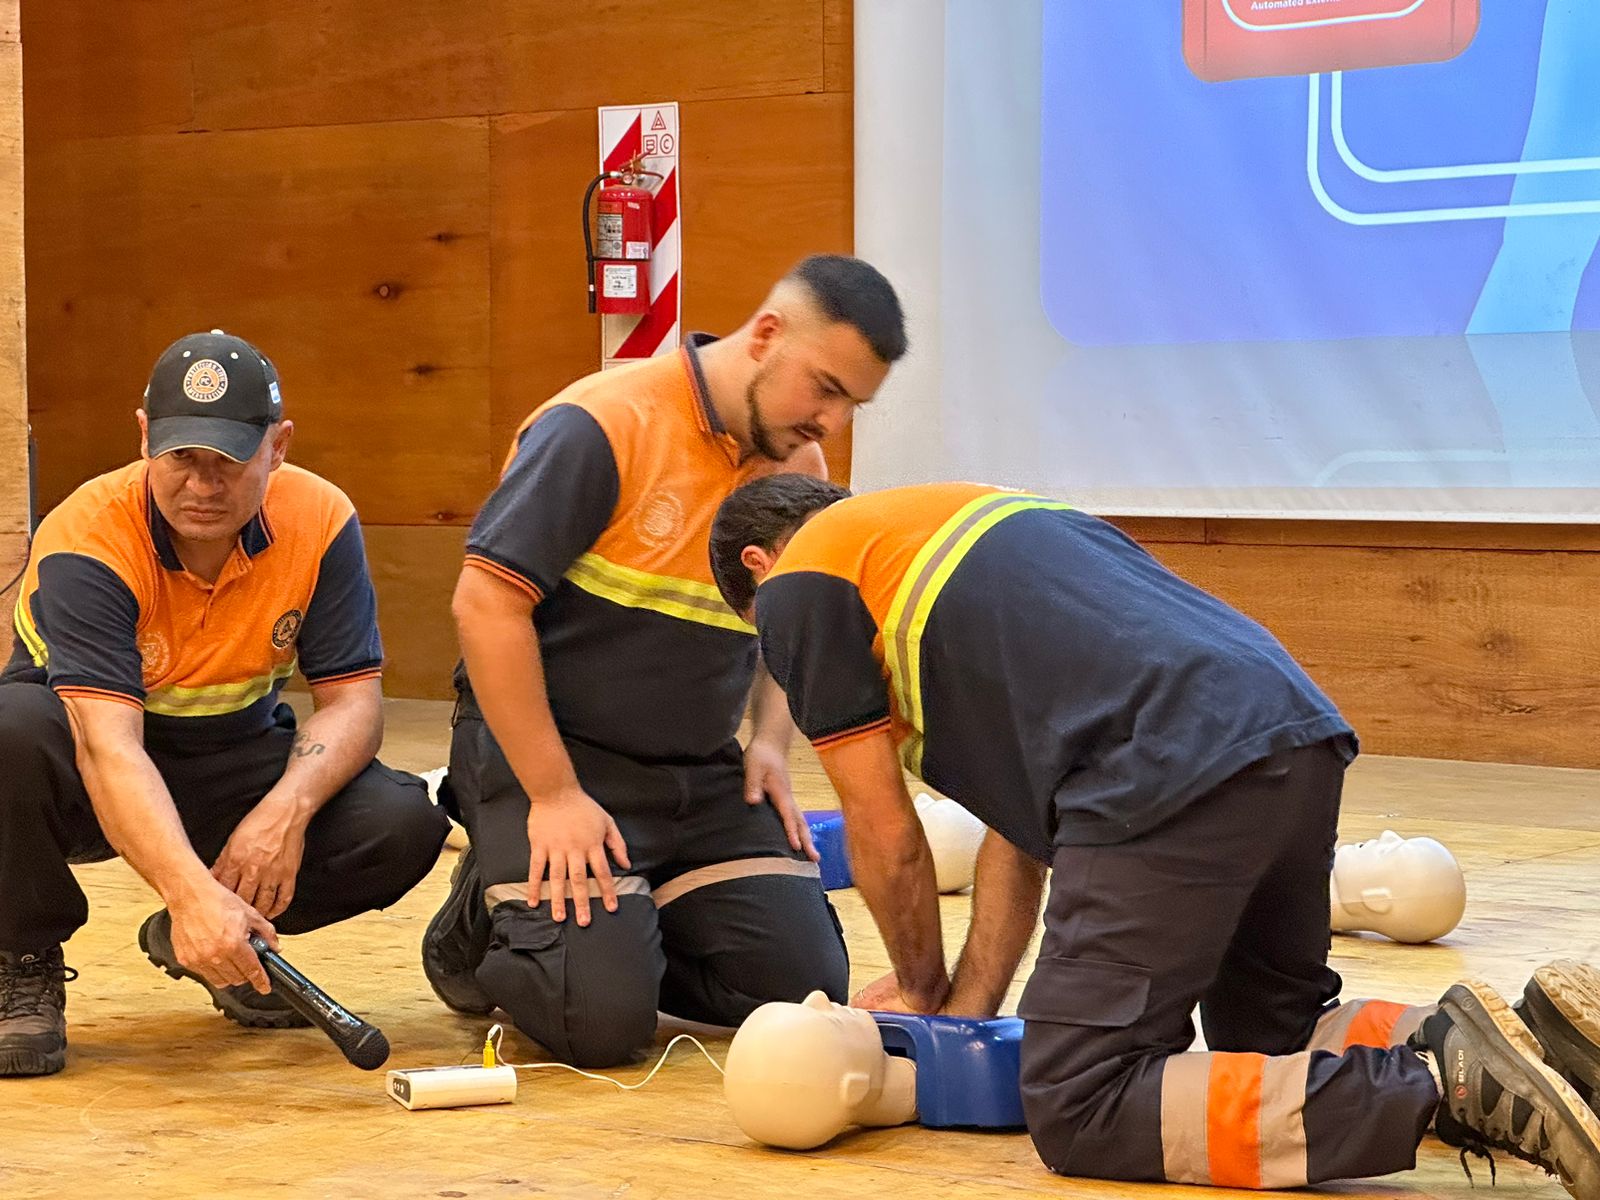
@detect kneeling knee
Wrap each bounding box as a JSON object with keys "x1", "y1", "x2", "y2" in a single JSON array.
[
  {"x1": 372, "y1": 780, "x2": 450, "y2": 870},
  {"x1": 478, "y1": 900, "x2": 662, "y2": 1069},
  {"x1": 562, "y1": 999, "x2": 658, "y2": 1069}
]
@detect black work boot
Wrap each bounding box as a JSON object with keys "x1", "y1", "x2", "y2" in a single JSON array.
[
  {"x1": 138, "y1": 909, "x2": 310, "y2": 1029},
  {"x1": 1415, "y1": 979, "x2": 1600, "y2": 1197},
  {"x1": 0, "y1": 947, "x2": 76, "y2": 1076},
  {"x1": 1516, "y1": 960, "x2": 1600, "y2": 1110},
  {"x1": 421, "y1": 845, "x2": 494, "y2": 1015}
]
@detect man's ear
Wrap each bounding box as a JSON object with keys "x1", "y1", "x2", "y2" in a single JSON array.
[
  {"x1": 741, "y1": 544, "x2": 779, "y2": 581},
  {"x1": 267, "y1": 419, "x2": 294, "y2": 470},
  {"x1": 748, "y1": 310, "x2": 783, "y2": 362}
]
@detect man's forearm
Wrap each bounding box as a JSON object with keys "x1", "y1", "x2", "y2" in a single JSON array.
[
  {"x1": 748, "y1": 659, "x2": 797, "y2": 748},
  {"x1": 945, "y1": 831, "x2": 1047, "y2": 1017},
  {"x1": 820, "y1": 734, "x2": 949, "y2": 1007},
  {"x1": 75, "y1": 734, "x2": 213, "y2": 906},
  {"x1": 848, "y1": 817, "x2": 949, "y2": 1006},
  {"x1": 260, "y1": 685, "x2": 382, "y2": 820}
]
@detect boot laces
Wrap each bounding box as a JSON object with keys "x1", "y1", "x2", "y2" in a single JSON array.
[{"x1": 0, "y1": 953, "x2": 77, "y2": 1021}]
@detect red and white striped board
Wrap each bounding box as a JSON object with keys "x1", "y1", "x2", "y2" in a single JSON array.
[{"x1": 598, "y1": 102, "x2": 681, "y2": 369}]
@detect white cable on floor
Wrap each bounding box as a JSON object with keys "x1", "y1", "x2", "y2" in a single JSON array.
[{"x1": 484, "y1": 1023, "x2": 725, "y2": 1090}]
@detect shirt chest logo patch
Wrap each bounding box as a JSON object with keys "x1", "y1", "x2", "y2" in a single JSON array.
[
  {"x1": 272, "y1": 609, "x2": 303, "y2": 651},
  {"x1": 138, "y1": 630, "x2": 173, "y2": 685},
  {"x1": 634, "y1": 491, "x2": 686, "y2": 548}
]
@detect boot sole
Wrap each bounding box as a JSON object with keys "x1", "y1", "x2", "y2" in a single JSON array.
[
  {"x1": 137, "y1": 916, "x2": 310, "y2": 1030},
  {"x1": 421, "y1": 847, "x2": 495, "y2": 1016},
  {"x1": 0, "y1": 1046, "x2": 64, "y2": 1076},
  {"x1": 1445, "y1": 980, "x2": 1600, "y2": 1195},
  {"x1": 1525, "y1": 961, "x2": 1600, "y2": 1097}
]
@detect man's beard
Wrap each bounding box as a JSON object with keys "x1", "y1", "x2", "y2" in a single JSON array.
[{"x1": 745, "y1": 380, "x2": 790, "y2": 462}]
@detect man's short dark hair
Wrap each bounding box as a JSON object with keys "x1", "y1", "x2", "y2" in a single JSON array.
[
  {"x1": 711, "y1": 474, "x2": 852, "y2": 615},
  {"x1": 786, "y1": 255, "x2": 908, "y2": 364}
]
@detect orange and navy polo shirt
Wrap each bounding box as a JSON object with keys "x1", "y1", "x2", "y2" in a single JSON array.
[
  {"x1": 4, "y1": 460, "x2": 382, "y2": 749},
  {"x1": 755, "y1": 483, "x2": 1356, "y2": 855},
  {"x1": 461, "y1": 335, "x2": 794, "y2": 761}
]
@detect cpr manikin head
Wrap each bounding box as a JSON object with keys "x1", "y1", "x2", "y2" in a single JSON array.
[
  {"x1": 724, "y1": 990, "x2": 917, "y2": 1150},
  {"x1": 915, "y1": 792, "x2": 986, "y2": 893},
  {"x1": 1330, "y1": 830, "x2": 1466, "y2": 944}
]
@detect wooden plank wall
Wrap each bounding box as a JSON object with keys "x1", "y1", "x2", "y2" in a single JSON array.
[
  {"x1": 0, "y1": 0, "x2": 24, "y2": 663},
  {"x1": 20, "y1": 0, "x2": 853, "y2": 699},
  {"x1": 19, "y1": 2, "x2": 1600, "y2": 766},
  {"x1": 1113, "y1": 518, "x2": 1600, "y2": 769}
]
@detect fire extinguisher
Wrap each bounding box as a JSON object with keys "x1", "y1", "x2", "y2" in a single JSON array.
[{"x1": 583, "y1": 157, "x2": 664, "y2": 315}]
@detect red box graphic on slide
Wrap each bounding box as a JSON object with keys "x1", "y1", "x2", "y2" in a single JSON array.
[{"x1": 1183, "y1": 0, "x2": 1480, "y2": 82}]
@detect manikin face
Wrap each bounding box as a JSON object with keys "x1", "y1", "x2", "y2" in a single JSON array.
[
  {"x1": 1330, "y1": 830, "x2": 1466, "y2": 943},
  {"x1": 1334, "y1": 830, "x2": 1459, "y2": 897},
  {"x1": 723, "y1": 990, "x2": 912, "y2": 1150}
]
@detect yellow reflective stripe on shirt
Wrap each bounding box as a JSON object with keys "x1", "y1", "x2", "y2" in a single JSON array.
[
  {"x1": 12, "y1": 596, "x2": 47, "y2": 667},
  {"x1": 144, "y1": 660, "x2": 297, "y2": 718},
  {"x1": 564, "y1": 552, "x2": 754, "y2": 635},
  {"x1": 882, "y1": 494, "x2": 1074, "y2": 775}
]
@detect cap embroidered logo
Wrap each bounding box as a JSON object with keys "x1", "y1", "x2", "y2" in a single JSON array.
[{"x1": 183, "y1": 360, "x2": 229, "y2": 403}]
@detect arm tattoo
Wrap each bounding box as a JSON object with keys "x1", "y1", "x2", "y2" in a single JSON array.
[{"x1": 291, "y1": 732, "x2": 326, "y2": 759}]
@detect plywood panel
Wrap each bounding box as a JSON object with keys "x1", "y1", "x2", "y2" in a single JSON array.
[
  {"x1": 1, "y1": 0, "x2": 26, "y2": 674},
  {"x1": 18, "y1": 0, "x2": 195, "y2": 141},
  {"x1": 1107, "y1": 516, "x2": 1207, "y2": 544},
  {"x1": 1149, "y1": 541, "x2": 1600, "y2": 768},
  {"x1": 24, "y1": 119, "x2": 493, "y2": 525},
  {"x1": 364, "y1": 524, "x2": 466, "y2": 701},
  {"x1": 488, "y1": 109, "x2": 603, "y2": 460},
  {"x1": 190, "y1": 1, "x2": 494, "y2": 131},
  {"x1": 680, "y1": 92, "x2": 853, "y2": 332},
  {"x1": 824, "y1": 0, "x2": 853, "y2": 93},
  {"x1": 1204, "y1": 518, "x2": 1600, "y2": 553},
  {"x1": 493, "y1": 0, "x2": 826, "y2": 114},
  {"x1": 0, "y1": 530, "x2": 21, "y2": 664},
  {"x1": 1109, "y1": 517, "x2": 1600, "y2": 554}
]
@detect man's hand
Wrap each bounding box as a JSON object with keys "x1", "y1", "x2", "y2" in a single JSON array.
[
  {"x1": 212, "y1": 801, "x2": 308, "y2": 920},
  {"x1": 169, "y1": 883, "x2": 279, "y2": 994},
  {"x1": 850, "y1": 968, "x2": 951, "y2": 1015},
  {"x1": 744, "y1": 738, "x2": 818, "y2": 862},
  {"x1": 528, "y1": 786, "x2": 631, "y2": 926}
]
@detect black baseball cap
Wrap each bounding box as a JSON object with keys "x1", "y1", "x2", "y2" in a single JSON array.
[{"x1": 143, "y1": 330, "x2": 283, "y2": 462}]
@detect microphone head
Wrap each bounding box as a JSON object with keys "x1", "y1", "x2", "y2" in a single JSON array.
[{"x1": 348, "y1": 1027, "x2": 392, "y2": 1071}]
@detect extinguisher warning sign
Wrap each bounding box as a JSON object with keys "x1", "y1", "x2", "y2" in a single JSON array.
[{"x1": 598, "y1": 102, "x2": 682, "y2": 367}]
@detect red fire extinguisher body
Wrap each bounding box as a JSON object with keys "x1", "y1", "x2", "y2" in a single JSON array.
[{"x1": 594, "y1": 179, "x2": 654, "y2": 315}]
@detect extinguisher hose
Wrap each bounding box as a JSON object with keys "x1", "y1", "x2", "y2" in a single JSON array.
[{"x1": 581, "y1": 172, "x2": 612, "y2": 315}]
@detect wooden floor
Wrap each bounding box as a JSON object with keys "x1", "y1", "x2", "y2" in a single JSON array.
[{"x1": 10, "y1": 697, "x2": 1600, "y2": 1199}]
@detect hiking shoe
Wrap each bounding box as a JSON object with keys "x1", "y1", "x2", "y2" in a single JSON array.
[
  {"x1": 0, "y1": 947, "x2": 75, "y2": 1076},
  {"x1": 1418, "y1": 979, "x2": 1600, "y2": 1197},
  {"x1": 1517, "y1": 960, "x2": 1600, "y2": 1109},
  {"x1": 138, "y1": 909, "x2": 310, "y2": 1029},
  {"x1": 421, "y1": 845, "x2": 494, "y2": 1015}
]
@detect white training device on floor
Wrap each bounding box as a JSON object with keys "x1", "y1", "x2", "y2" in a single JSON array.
[
  {"x1": 384, "y1": 1026, "x2": 725, "y2": 1112},
  {"x1": 385, "y1": 1064, "x2": 518, "y2": 1110}
]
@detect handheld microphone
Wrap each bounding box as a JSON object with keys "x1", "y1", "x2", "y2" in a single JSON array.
[{"x1": 249, "y1": 935, "x2": 391, "y2": 1071}]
